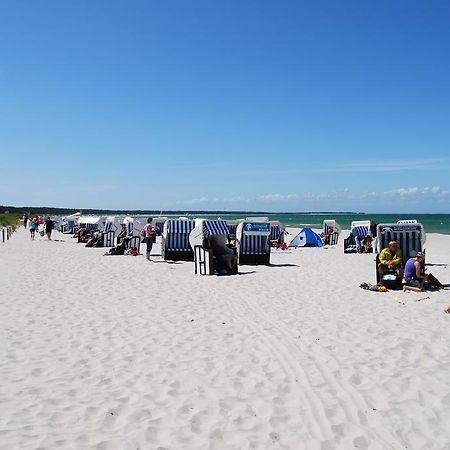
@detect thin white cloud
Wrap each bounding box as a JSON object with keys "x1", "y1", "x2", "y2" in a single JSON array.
[
  {"x1": 176, "y1": 197, "x2": 210, "y2": 205},
  {"x1": 80, "y1": 184, "x2": 116, "y2": 193},
  {"x1": 176, "y1": 186, "x2": 449, "y2": 207},
  {"x1": 245, "y1": 158, "x2": 450, "y2": 176}
]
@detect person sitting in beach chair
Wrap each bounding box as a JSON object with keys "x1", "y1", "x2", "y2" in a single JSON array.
[
  {"x1": 207, "y1": 235, "x2": 238, "y2": 275},
  {"x1": 378, "y1": 240, "x2": 403, "y2": 280},
  {"x1": 117, "y1": 225, "x2": 128, "y2": 244},
  {"x1": 103, "y1": 240, "x2": 126, "y2": 256},
  {"x1": 85, "y1": 231, "x2": 103, "y2": 248},
  {"x1": 321, "y1": 226, "x2": 334, "y2": 245},
  {"x1": 357, "y1": 234, "x2": 373, "y2": 254}
]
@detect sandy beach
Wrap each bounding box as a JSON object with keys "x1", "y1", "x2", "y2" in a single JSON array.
[{"x1": 1, "y1": 227, "x2": 449, "y2": 450}]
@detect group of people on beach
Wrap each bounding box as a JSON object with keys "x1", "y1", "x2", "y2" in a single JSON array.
[
  {"x1": 378, "y1": 240, "x2": 442, "y2": 292},
  {"x1": 24, "y1": 215, "x2": 54, "y2": 240}
]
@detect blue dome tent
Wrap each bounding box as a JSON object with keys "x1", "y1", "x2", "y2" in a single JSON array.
[{"x1": 289, "y1": 227, "x2": 323, "y2": 248}]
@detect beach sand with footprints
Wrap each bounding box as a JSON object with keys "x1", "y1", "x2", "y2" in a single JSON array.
[{"x1": 1, "y1": 227, "x2": 450, "y2": 449}]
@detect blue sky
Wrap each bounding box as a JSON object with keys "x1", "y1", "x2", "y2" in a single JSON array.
[{"x1": 1, "y1": 0, "x2": 449, "y2": 213}]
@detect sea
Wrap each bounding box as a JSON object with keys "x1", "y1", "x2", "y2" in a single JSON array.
[{"x1": 135, "y1": 213, "x2": 450, "y2": 234}]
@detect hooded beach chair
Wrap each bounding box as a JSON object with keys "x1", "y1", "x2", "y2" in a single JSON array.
[
  {"x1": 269, "y1": 221, "x2": 284, "y2": 246},
  {"x1": 375, "y1": 222, "x2": 426, "y2": 286},
  {"x1": 101, "y1": 216, "x2": 116, "y2": 247},
  {"x1": 322, "y1": 219, "x2": 341, "y2": 245},
  {"x1": 60, "y1": 212, "x2": 81, "y2": 233},
  {"x1": 236, "y1": 220, "x2": 271, "y2": 265},
  {"x1": 123, "y1": 216, "x2": 134, "y2": 237},
  {"x1": 162, "y1": 218, "x2": 195, "y2": 261},
  {"x1": 190, "y1": 219, "x2": 235, "y2": 275},
  {"x1": 152, "y1": 217, "x2": 167, "y2": 237},
  {"x1": 344, "y1": 220, "x2": 371, "y2": 253}
]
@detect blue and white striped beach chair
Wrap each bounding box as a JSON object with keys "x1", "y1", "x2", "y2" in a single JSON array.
[
  {"x1": 236, "y1": 221, "x2": 271, "y2": 265},
  {"x1": 269, "y1": 221, "x2": 284, "y2": 246},
  {"x1": 345, "y1": 220, "x2": 371, "y2": 253},
  {"x1": 101, "y1": 217, "x2": 116, "y2": 247},
  {"x1": 375, "y1": 222, "x2": 426, "y2": 285},
  {"x1": 153, "y1": 218, "x2": 167, "y2": 236},
  {"x1": 190, "y1": 220, "x2": 233, "y2": 275},
  {"x1": 123, "y1": 217, "x2": 134, "y2": 237},
  {"x1": 162, "y1": 219, "x2": 195, "y2": 261}
]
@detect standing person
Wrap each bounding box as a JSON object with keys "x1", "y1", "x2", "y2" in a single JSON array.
[
  {"x1": 144, "y1": 217, "x2": 155, "y2": 261},
  {"x1": 370, "y1": 221, "x2": 378, "y2": 238},
  {"x1": 29, "y1": 217, "x2": 38, "y2": 240},
  {"x1": 22, "y1": 214, "x2": 29, "y2": 228},
  {"x1": 44, "y1": 216, "x2": 54, "y2": 240}
]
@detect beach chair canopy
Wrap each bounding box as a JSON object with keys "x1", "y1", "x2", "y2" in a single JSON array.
[
  {"x1": 269, "y1": 221, "x2": 283, "y2": 242},
  {"x1": 350, "y1": 220, "x2": 371, "y2": 239},
  {"x1": 323, "y1": 219, "x2": 342, "y2": 236},
  {"x1": 289, "y1": 228, "x2": 323, "y2": 248},
  {"x1": 375, "y1": 222, "x2": 426, "y2": 260},
  {"x1": 189, "y1": 219, "x2": 230, "y2": 249},
  {"x1": 122, "y1": 216, "x2": 134, "y2": 236},
  {"x1": 103, "y1": 216, "x2": 116, "y2": 233},
  {"x1": 153, "y1": 217, "x2": 167, "y2": 235},
  {"x1": 225, "y1": 220, "x2": 240, "y2": 238}
]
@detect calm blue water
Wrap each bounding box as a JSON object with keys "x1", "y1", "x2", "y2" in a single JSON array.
[{"x1": 144, "y1": 213, "x2": 450, "y2": 234}]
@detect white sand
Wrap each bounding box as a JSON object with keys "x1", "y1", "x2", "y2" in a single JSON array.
[{"x1": 1, "y1": 227, "x2": 450, "y2": 450}]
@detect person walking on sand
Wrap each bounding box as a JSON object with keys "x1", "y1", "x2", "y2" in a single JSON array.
[
  {"x1": 44, "y1": 216, "x2": 54, "y2": 240},
  {"x1": 29, "y1": 217, "x2": 38, "y2": 240},
  {"x1": 144, "y1": 217, "x2": 156, "y2": 261}
]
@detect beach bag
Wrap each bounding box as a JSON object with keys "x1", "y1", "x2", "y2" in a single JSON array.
[
  {"x1": 379, "y1": 273, "x2": 399, "y2": 289},
  {"x1": 140, "y1": 229, "x2": 146, "y2": 238},
  {"x1": 427, "y1": 273, "x2": 443, "y2": 289},
  {"x1": 39, "y1": 230, "x2": 45, "y2": 237}
]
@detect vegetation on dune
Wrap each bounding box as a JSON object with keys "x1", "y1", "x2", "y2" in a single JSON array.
[{"x1": 0, "y1": 213, "x2": 21, "y2": 227}]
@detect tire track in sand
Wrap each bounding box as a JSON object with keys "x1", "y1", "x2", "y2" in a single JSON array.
[{"x1": 232, "y1": 294, "x2": 398, "y2": 448}]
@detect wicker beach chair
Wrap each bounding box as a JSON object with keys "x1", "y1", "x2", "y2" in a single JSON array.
[
  {"x1": 162, "y1": 218, "x2": 195, "y2": 261},
  {"x1": 375, "y1": 222, "x2": 426, "y2": 287},
  {"x1": 322, "y1": 219, "x2": 341, "y2": 245},
  {"x1": 236, "y1": 221, "x2": 271, "y2": 265},
  {"x1": 190, "y1": 219, "x2": 236, "y2": 275}
]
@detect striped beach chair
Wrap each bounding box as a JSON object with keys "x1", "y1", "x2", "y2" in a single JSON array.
[
  {"x1": 225, "y1": 220, "x2": 239, "y2": 239},
  {"x1": 78, "y1": 216, "x2": 101, "y2": 233},
  {"x1": 344, "y1": 220, "x2": 371, "y2": 253},
  {"x1": 322, "y1": 219, "x2": 341, "y2": 245},
  {"x1": 269, "y1": 221, "x2": 284, "y2": 246},
  {"x1": 153, "y1": 217, "x2": 167, "y2": 236},
  {"x1": 190, "y1": 219, "x2": 233, "y2": 275},
  {"x1": 236, "y1": 221, "x2": 271, "y2": 265},
  {"x1": 123, "y1": 216, "x2": 134, "y2": 237},
  {"x1": 101, "y1": 217, "x2": 116, "y2": 247},
  {"x1": 162, "y1": 219, "x2": 195, "y2": 261},
  {"x1": 375, "y1": 222, "x2": 426, "y2": 284}
]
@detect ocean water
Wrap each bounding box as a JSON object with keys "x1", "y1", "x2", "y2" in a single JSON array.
[{"x1": 140, "y1": 213, "x2": 450, "y2": 234}]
